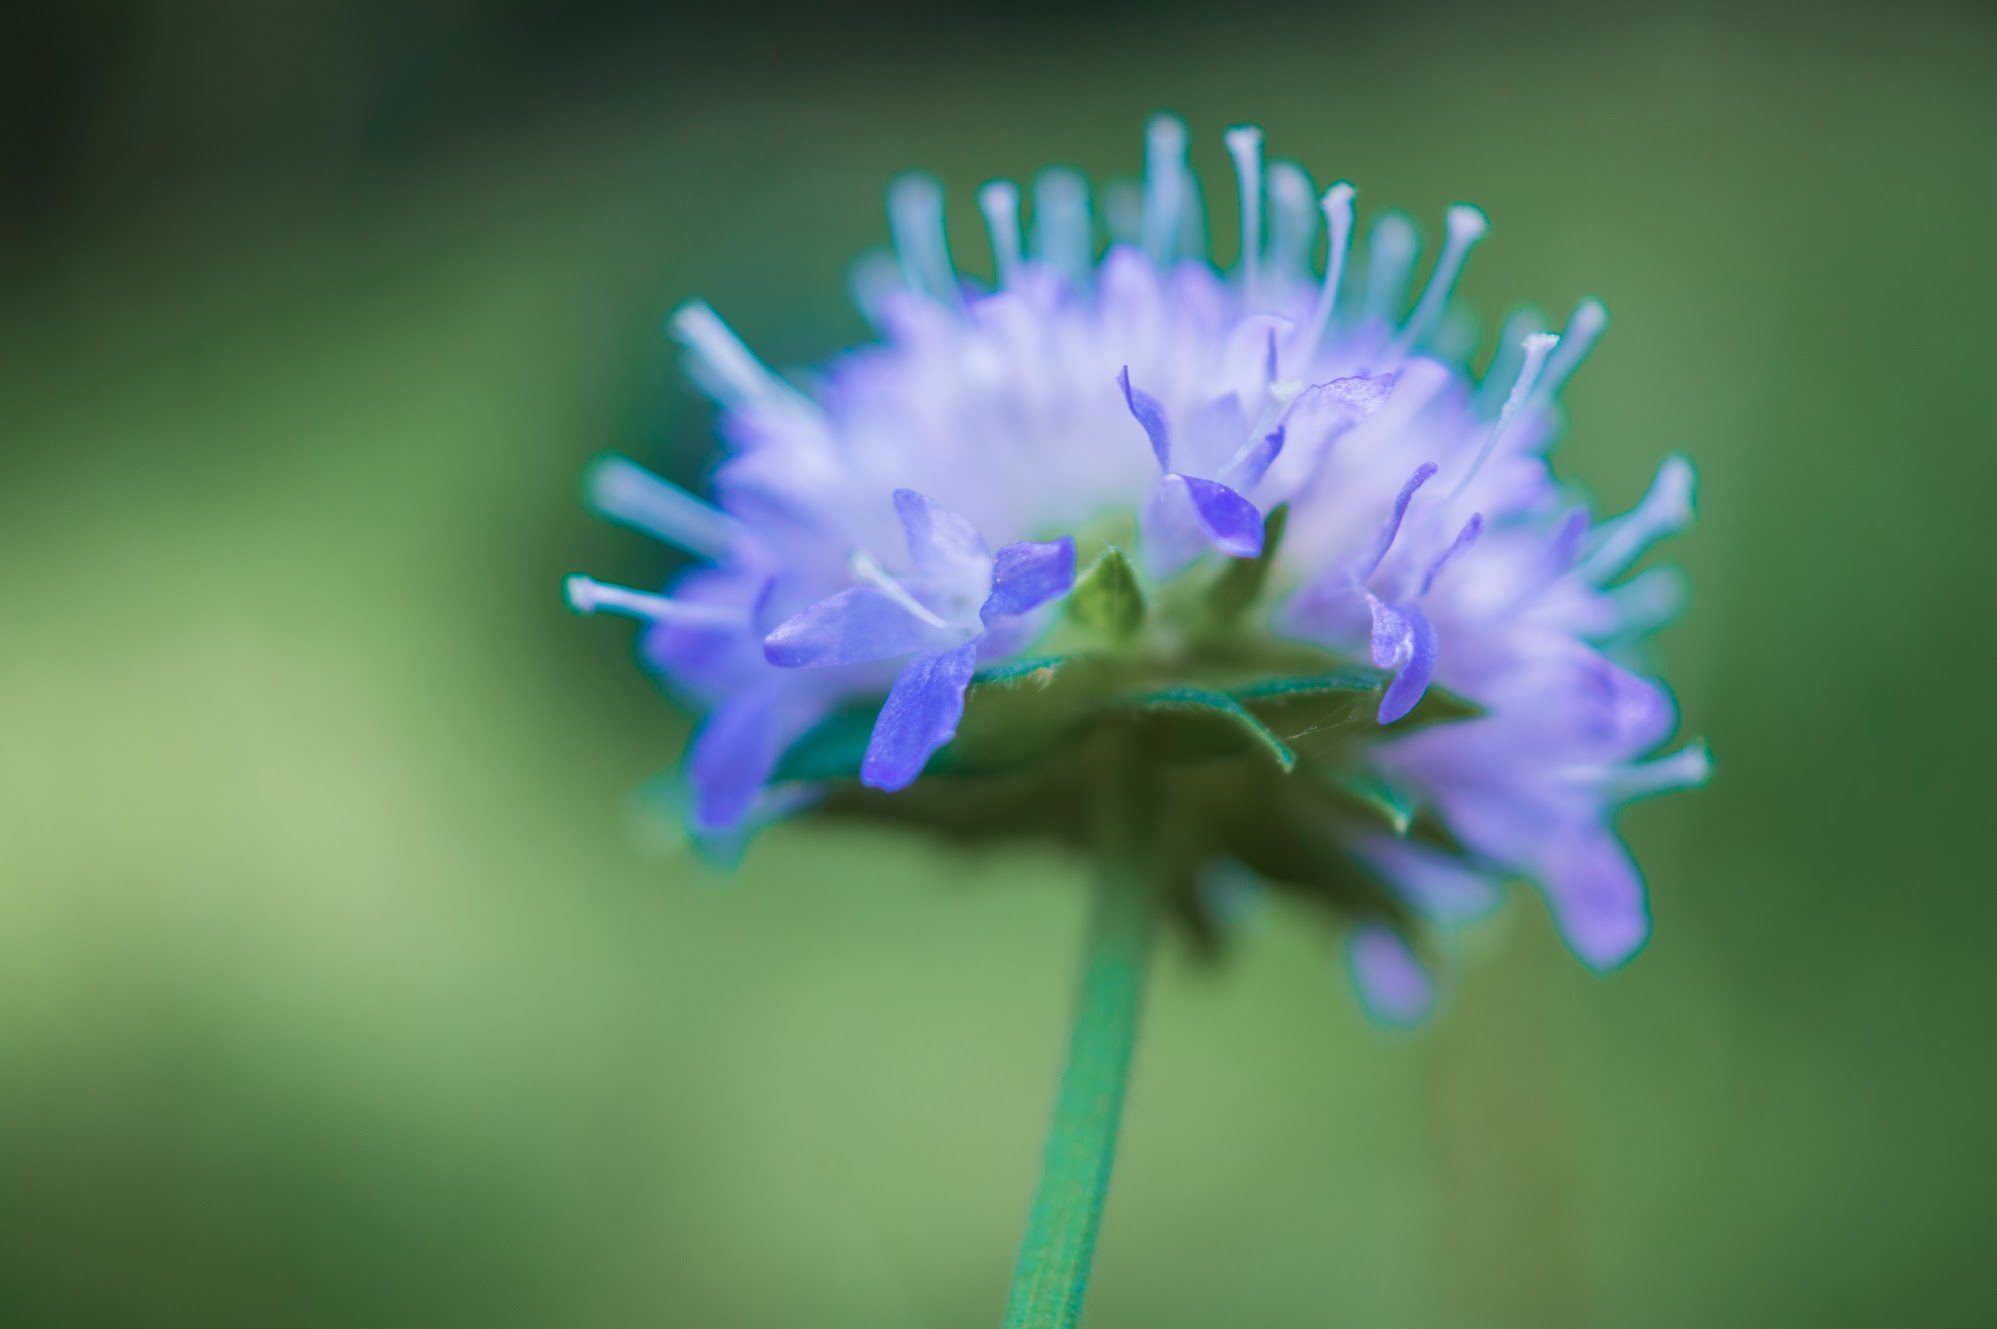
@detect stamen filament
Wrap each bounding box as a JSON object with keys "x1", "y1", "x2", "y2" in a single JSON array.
[{"x1": 584, "y1": 455, "x2": 738, "y2": 560}]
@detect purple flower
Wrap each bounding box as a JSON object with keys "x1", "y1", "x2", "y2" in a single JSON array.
[{"x1": 567, "y1": 116, "x2": 1706, "y2": 1016}]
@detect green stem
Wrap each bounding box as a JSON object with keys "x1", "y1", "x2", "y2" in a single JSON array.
[{"x1": 1001, "y1": 776, "x2": 1159, "y2": 1329}]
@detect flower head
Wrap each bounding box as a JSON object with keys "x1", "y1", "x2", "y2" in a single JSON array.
[{"x1": 568, "y1": 116, "x2": 1707, "y2": 1012}]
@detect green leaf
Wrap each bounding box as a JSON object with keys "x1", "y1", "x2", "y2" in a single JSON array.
[
  {"x1": 1232, "y1": 666, "x2": 1387, "y2": 702},
  {"x1": 1065, "y1": 547, "x2": 1145, "y2": 641},
  {"x1": 1125, "y1": 686, "x2": 1297, "y2": 771},
  {"x1": 1201, "y1": 503, "x2": 1288, "y2": 629},
  {"x1": 1330, "y1": 769, "x2": 1419, "y2": 836},
  {"x1": 972, "y1": 654, "x2": 1074, "y2": 688}
]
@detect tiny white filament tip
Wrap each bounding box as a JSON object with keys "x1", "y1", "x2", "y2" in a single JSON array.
[
  {"x1": 564, "y1": 576, "x2": 745, "y2": 628},
  {"x1": 1142, "y1": 114, "x2": 1190, "y2": 266},
  {"x1": 1392, "y1": 204, "x2": 1489, "y2": 356},
  {"x1": 888, "y1": 173, "x2": 958, "y2": 304},
  {"x1": 1224, "y1": 125, "x2": 1265, "y2": 306},
  {"x1": 978, "y1": 180, "x2": 1023, "y2": 288},
  {"x1": 1449, "y1": 331, "x2": 1559, "y2": 501},
  {"x1": 1293, "y1": 182, "x2": 1357, "y2": 369},
  {"x1": 1534, "y1": 298, "x2": 1609, "y2": 401}
]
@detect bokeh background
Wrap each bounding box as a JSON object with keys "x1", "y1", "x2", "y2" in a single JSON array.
[{"x1": 5, "y1": 1, "x2": 1994, "y2": 1324}]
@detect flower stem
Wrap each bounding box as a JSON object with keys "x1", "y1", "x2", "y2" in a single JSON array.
[{"x1": 1001, "y1": 774, "x2": 1159, "y2": 1329}]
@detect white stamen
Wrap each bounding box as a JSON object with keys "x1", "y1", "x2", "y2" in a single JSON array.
[
  {"x1": 1292, "y1": 182, "x2": 1356, "y2": 370},
  {"x1": 1448, "y1": 332, "x2": 1560, "y2": 501},
  {"x1": 1573, "y1": 455, "x2": 1696, "y2": 585},
  {"x1": 1564, "y1": 741, "x2": 1711, "y2": 802},
  {"x1": 848, "y1": 550, "x2": 952, "y2": 630},
  {"x1": 584, "y1": 455, "x2": 738, "y2": 560},
  {"x1": 1032, "y1": 168, "x2": 1091, "y2": 283},
  {"x1": 1266, "y1": 161, "x2": 1317, "y2": 279},
  {"x1": 669, "y1": 301, "x2": 800, "y2": 409},
  {"x1": 978, "y1": 180, "x2": 1023, "y2": 288},
  {"x1": 564, "y1": 575, "x2": 746, "y2": 627},
  {"x1": 1473, "y1": 307, "x2": 1551, "y2": 413},
  {"x1": 1391, "y1": 205, "x2": 1488, "y2": 357},
  {"x1": 1141, "y1": 114, "x2": 1189, "y2": 266},
  {"x1": 1361, "y1": 212, "x2": 1418, "y2": 327},
  {"x1": 1224, "y1": 126, "x2": 1265, "y2": 307},
  {"x1": 888, "y1": 174, "x2": 958, "y2": 304},
  {"x1": 1532, "y1": 298, "x2": 1609, "y2": 403}
]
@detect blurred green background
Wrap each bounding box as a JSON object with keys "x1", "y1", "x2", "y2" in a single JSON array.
[{"x1": 4, "y1": 1, "x2": 1994, "y2": 1324}]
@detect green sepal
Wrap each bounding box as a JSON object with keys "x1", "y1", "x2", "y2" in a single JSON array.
[
  {"x1": 1064, "y1": 547, "x2": 1146, "y2": 642},
  {"x1": 1331, "y1": 769, "x2": 1419, "y2": 836},
  {"x1": 972, "y1": 654, "x2": 1075, "y2": 688},
  {"x1": 1122, "y1": 686, "x2": 1297, "y2": 771},
  {"x1": 771, "y1": 706, "x2": 877, "y2": 784},
  {"x1": 1200, "y1": 503, "x2": 1288, "y2": 630}
]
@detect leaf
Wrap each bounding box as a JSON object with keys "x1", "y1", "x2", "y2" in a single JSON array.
[
  {"x1": 1064, "y1": 547, "x2": 1145, "y2": 641},
  {"x1": 1330, "y1": 769, "x2": 1419, "y2": 836},
  {"x1": 970, "y1": 653, "x2": 1073, "y2": 688},
  {"x1": 1124, "y1": 686, "x2": 1297, "y2": 770},
  {"x1": 1201, "y1": 503, "x2": 1288, "y2": 629}
]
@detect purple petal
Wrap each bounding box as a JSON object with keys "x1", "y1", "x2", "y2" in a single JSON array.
[
  {"x1": 1346, "y1": 926, "x2": 1436, "y2": 1027},
  {"x1": 981, "y1": 538, "x2": 1077, "y2": 623},
  {"x1": 686, "y1": 694, "x2": 784, "y2": 832},
  {"x1": 1349, "y1": 831, "x2": 1502, "y2": 925},
  {"x1": 1170, "y1": 474, "x2": 1264, "y2": 558},
  {"x1": 1118, "y1": 366, "x2": 1172, "y2": 470},
  {"x1": 893, "y1": 488, "x2": 990, "y2": 582},
  {"x1": 861, "y1": 640, "x2": 981, "y2": 791},
  {"x1": 763, "y1": 585, "x2": 936, "y2": 668},
  {"x1": 1540, "y1": 829, "x2": 1649, "y2": 970},
  {"x1": 1368, "y1": 596, "x2": 1438, "y2": 724},
  {"x1": 1360, "y1": 461, "x2": 1438, "y2": 579}
]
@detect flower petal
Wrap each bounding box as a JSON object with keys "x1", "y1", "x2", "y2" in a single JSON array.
[
  {"x1": 1540, "y1": 829, "x2": 1649, "y2": 970},
  {"x1": 687, "y1": 693, "x2": 789, "y2": 832},
  {"x1": 1170, "y1": 474, "x2": 1264, "y2": 558},
  {"x1": 981, "y1": 538, "x2": 1077, "y2": 623},
  {"x1": 893, "y1": 488, "x2": 990, "y2": 585},
  {"x1": 861, "y1": 640, "x2": 981, "y2": 791},
  {"x1": 1367, "y1": 596, "x2": 1438, "y2": 724},
  {"x1": 1118, "y1": 365, "x2": 1172, "y2": 470},
  {"x1": 1346, "y1": 926, "x2": 1436, "y2": 1027},
  {"x1": 763, "y1": 585, "x2": 937, "y2": 668}
]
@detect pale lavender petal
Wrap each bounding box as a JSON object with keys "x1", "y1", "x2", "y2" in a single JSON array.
[
  {"x1": 861, "y1": 639, "x2": 981, "y2": 791},
  {"x1": 981, "y1": 538, "x2": 1077, "y2": 622},
  {"x1": 1322, "y1": 371, "x2": 1398, "y2": 417},
  {"x1": 1349, "y1": 831, "x2": 1502, "y2": 925},
  {"x1": 1359, "y1": 461, "x2": 1438, "y2": 578},
  {"x1": 1171, "y1": 474, "x2": 1264, "y2": 558},
  {"x1": 1346, "y1": 926, "x2": 1436, "y2": 1027},
  {"x1": 1540, "y1": 829, "x2": 1649, "y2": 970},
  {"x1": 1118, "y1": 365, "x2": 1172, "y2": 470},
  {"x1": 1368, "y1": 596, "x2": 1438, "y2": 723},
  {"x1": 893, "y1": 488, "x2": 990, "y2": 581},
  {"x1": 763, "y1": 585, "x2": 936, "y2": 668},
  {"x1": 686, "y1": 693, "x2": 784, "y2": 832}
]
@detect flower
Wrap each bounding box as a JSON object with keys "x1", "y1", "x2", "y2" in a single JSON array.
[{"x1": 567, "y1": 116, "x2": 1707, "y2": 1010}]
